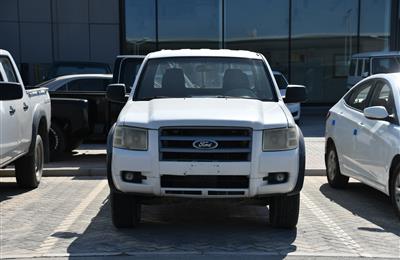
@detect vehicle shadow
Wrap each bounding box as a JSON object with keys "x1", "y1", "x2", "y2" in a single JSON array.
[
  {"x1": 0, "y1": 180, "x2": 33, "y2": 202},
  {"x1": 319, "y1": 182, "x2": 400, "y2": 236},
  {"x1": 66, "y1": 197, "x2": 297, "y2": 258}
]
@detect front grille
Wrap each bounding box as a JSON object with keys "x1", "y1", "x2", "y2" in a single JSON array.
[
  {"x1": 161, "y1": 175, "x2": 249, "y2": 189},
  {"x1": 159, "y1": 127, "x2": 252, "y2": 161}
]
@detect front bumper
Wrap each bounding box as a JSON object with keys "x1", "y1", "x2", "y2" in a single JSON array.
[{"x1": 110, "y1": 130, "x2": 301, "y2": 198}]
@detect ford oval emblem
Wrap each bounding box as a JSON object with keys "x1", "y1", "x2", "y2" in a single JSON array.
[{"x1": 192, "y1": 140, "x2": 218, "y2": 150}]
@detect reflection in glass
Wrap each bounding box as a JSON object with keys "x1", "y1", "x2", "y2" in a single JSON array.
[
  {"x1": 360, "y1": 0, "x2": 391, "y2": 52},
  {"x1": 291, "y1": 0, "x2": 358, "y2": 103},
  {"x1": 125, "y1": 0, "x2": 156, "y2": 55},
  {"x1": 158, "y1": 0, "x2": 222, "y2": 49},
  {"x1": 225, "y1": 0, "x2": 289, "y2": 76}
]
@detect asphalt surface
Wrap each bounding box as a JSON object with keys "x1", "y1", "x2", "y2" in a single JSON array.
[{"x1": 0, "y1": 177, "x2": 399, "y2": 259}]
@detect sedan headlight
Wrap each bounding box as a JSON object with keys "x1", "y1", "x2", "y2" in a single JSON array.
[
  {"x1": 263, "y1": 127, "x2": 298, "y2": 151},
  {"x1": 113, "y1": 126, "x2": 148, "y2": 151}
]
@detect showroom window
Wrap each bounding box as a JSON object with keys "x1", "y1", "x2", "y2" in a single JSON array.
[
  {"x1": 359, "y1": 0, "x2": 391, "y2": 52},
  {"x1": 291, "y1": 0, "x2": 358, "y2": 103},
  {"x1": 224, "y1": 0, "x2": 290, "y2": 77},
  {"x1": 124, "y1": 0, "x2": 157, "y2": 54},
  {"x1": 157, "y1": 0, "x2": 222, "y2": 49}
]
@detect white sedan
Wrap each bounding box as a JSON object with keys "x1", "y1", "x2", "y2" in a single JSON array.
[
  {"x1": 273, "y1": 71, "x2": 301, "y2": 123},
  {"x1": 325, "y1": 73, "x2": 400, "y2": 218}
]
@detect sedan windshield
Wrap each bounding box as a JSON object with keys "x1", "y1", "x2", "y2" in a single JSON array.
[{"x1": 134, "y1": 57, "x2": 277, "y2": 101}]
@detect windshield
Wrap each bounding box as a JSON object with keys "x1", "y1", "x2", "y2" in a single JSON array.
[
  {"x1": 134, "y1": 57, "x2": 276, "y2": 101},
  {"x1": 274, "y1": 73, "x2": 288, "y2": 90},
  {"x1": 372, "y1": 56, "x2": 400, "y2": 74}
]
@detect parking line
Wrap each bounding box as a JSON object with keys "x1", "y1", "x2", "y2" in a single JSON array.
[
  {"x1": 35, "y1": 180, "x2": 107, "y2": 255},
  {"x1": 302, "y1": 193, "x2": 370, "y2": 257}
]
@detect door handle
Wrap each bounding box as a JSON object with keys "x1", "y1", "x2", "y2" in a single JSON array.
[
  {"x1": 23, "y1": 102, "x2": 29, "y2": 111},
  {"x1": 359, "y1": 122, "x2": 364, "y2": 126},
  {"x1": 9, "y1": 106, "x2": 16, "y2": 116}
]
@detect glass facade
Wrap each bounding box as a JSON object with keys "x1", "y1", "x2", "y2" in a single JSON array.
[
  {"x1": 158, "y1": 0, "x2": 222, "y2": 49},
  {"x1": 123, "y1": 0, "x2": 395, "y2": 103},
  {"x1": 291, "y1": 0, "x2": 358, "y2": 103}
]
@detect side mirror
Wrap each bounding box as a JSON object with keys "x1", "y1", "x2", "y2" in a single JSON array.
[
  {"x1": 107, "y1": 83, "x2": 126, "y2": 103},
  {"x1": 284, "y1": 85, "x2": 307, "y2": 103},
  {"x1": 362, "y1": 71, "x2": 369, "y2": 78},
  {"x1": 0, "y1": 82, "x2": 23, "y2": 100},
  {"x1": 363, "y1": 106, "x2": 389, "y2": 120}
]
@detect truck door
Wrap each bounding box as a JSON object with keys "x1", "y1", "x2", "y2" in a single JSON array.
[{"x1": 0, "y1": 56, "x2": 22, "y2": 165}]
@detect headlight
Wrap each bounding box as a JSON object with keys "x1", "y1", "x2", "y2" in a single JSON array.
[
  {"x1": 263, "y1": 127, "x2": 298, "y2": 151},
  {"x1": 113, "y1": 126, "x2": 148, "y2": 151}
]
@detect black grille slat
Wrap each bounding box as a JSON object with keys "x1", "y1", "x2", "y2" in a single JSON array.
[
  {"x1": 159, "y1": 127, "x2": 252, "y2": 162},
  {"x1": 161, "y1": 175, "x2": 249, "y2": 189}
]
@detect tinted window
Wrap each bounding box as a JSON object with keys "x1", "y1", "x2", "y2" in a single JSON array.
[
  {"x1": 120, "y1": 58, "x2": 144, "y2": 90},
  {"x1": 347, "y1": 81, "x2": 373, "y2": 110},
  {"x1": 359, "y1": 0, "x2": 391, "y2": 52},
  {"x1": 349, "y1": 59, "x2": 356, "y2": 76},
  {"x1": 54, "y1": 66, "x2": 109, "y2": 77},
  {"x1": 274, "y1": 74, "x2": 288, "y2": 89},
  {"x1": 370, "y1": 81, "x2": 394, "y2": 115},
  {"x1": 135, "y1": 57, "x2": 276, "y2": 101},
  {"x1": 125, "y1": 0, "x2": 156, "y2": 54},
  {"x1": 291, "y1": 0, "x2": 358, "y2": 103},
  {"x1": 364, "y1": 59, "x2": 370, "y2": 75},
  {"x1": 158, "y1": 0, "x2": 221, "y2": 49},
  {"x1": 356, "y1": 59, "x2": 363, "y2": 76},
  {"x1": 225, "y1": 0, "x2": 289, "y2": 74},
  {"x1": 67, "y1": 78, "x2": 111, "y2": 91},
  {"x1": 372, "y1": 57, "x2": 400, "y2": 74},
  {"x1": 54, "y1": 84, "x2": 67, "y2": 91},
  {"x1": 0, "y1": 57, "x2": 18, "y2": 83}
]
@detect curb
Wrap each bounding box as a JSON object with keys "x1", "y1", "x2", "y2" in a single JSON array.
[{"x1": 0, "y1": 168, "x2": 326, "y2": 177}]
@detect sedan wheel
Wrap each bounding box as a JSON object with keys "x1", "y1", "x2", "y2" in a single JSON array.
[
  {"x1": 325, "y1": 144, "x2": 349, "y2": 188},
  {"x1": 391, "y1": 166, "x2": 400, "y2": 218}
]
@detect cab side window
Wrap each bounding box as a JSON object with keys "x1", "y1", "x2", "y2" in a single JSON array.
[
  {"x1": 0, "y1": 57, "x2": 17, "y2": 83},
  {"x1": 346, "y1": 81, "x2": 374, "y2": 111},
  {"x1": 370, "y1": 81, "x2": 395, "y2": 115},
  {"x1": 349, "y1": 59, "x2": 356, "y2": 76}
]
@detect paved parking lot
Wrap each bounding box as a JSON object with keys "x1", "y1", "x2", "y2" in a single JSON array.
[{"x1": 1, "y1": 176, "x2": 399, "y2": 259}]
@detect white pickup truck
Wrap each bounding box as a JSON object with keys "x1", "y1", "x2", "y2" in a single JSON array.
[
  {"x1": 0, "y1": 49, "x2": 51, "y2": 188},
  {"x1": 106, "y1": 49, "x2": 307, "y2": 229}
]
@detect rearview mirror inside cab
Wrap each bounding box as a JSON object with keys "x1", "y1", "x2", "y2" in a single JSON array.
[
  {"x1": 283, "y1": 85, "x2": 307, "y2": 103},
  {"x1": 106, "y1": 83, "x2": 127, "y2": 103},
  {"x1": 0, "y1": 82, "x2": 23, "y2": 101}
]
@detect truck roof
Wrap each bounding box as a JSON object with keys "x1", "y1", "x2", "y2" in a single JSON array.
[
  {"x1": 147, "y1": 49, "x2": 263, "y2": 60},
  {"x1": 352, "y1": 51, "x2": 400, "y2": 58}
]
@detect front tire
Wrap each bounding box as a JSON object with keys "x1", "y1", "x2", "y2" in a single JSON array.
[
  {"x1": 15, "y1": 135, "x2": 44, "y2": 189},
  {"x1": 390, "y1": 164, "x2": 400, "y2": 219},
  {"x1": 269, "y1": 194, "x2": 300, "y2": 229},
  {"x1": 111, "y1": 191, "x2": 141, "y2": 228},
  {"x1": 326, "y1": 144, "x2": 349, "y2": 188}
]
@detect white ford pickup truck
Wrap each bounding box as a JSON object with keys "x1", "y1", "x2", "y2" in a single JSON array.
[
  {"x1": 106, "y1": 49, "x2": 307, "y2": 229},
  {"x1": 0, "y1": 49, "x2": 51, "y2": 188}
]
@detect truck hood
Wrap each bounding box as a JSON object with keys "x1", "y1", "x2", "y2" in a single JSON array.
[{"x1": 119, "y1": 98, "x2": 289, "y2": 130}]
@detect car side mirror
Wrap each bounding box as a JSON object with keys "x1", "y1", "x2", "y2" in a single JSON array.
[
  {"x1": 362, "y1": 72, "x2": 369, "y2": 78},
  {"x1": 363, "y1": 106, "x2": 389, "y2": 120},
  {"x1": 283, "y1": 85, "x2": 307, "y2": 103},
  {"x1": 0, "y1": 82, "x2": 23, "y2": 100},
  {"x1": 107, "y1": 83, "x2": 126, "y2": 103}
]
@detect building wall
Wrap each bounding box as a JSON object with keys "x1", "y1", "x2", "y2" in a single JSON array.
[
  {"x1": 123, "y1": 0, "x2": 396, "y2": 104},
  {"x1": 0, "y1": 0, "x2": 120, "y2": 85}
]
